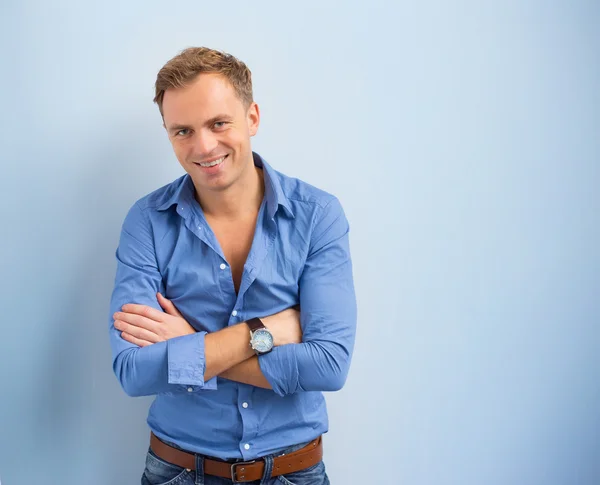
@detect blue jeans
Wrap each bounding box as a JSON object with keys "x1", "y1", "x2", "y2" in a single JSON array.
[{"x1": 141, "y1": 440, "x2": 330, "y2": 485}]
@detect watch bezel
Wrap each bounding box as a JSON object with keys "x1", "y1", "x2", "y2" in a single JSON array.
[{"x1": 250, "y1": 328, "x2": 274, "y2": 354}]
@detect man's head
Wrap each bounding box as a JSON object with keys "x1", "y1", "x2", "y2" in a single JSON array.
[{"x1": 154, "y1": 47, "x2": 260, "y2": 195}]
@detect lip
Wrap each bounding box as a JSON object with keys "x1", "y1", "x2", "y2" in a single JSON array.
[
  {"x1": 193, "y1": 154, "x2": 229, "y2": 173},
  {"x1": 196, "y1": 154, "x2": 229, "y2": 165}
]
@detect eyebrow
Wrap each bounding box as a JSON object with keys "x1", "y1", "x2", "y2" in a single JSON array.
[{"x1": 167, "y1": 114, "x2": 233, "y2": 133}]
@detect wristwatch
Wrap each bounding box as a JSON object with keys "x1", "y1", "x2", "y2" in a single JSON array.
[{"x1": 247, "y1": 317, "x2": 274, "y2": 355}]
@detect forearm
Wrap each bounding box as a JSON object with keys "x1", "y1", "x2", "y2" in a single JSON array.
[
  {"x1": 219, "y1": 356, "x2": 272, "y2": 389},
  {"x1": 213, "y1": 307, "x2": 301, "y2": 386},
  {"x1": 112, "y1": 321, "x2": 255, "y2": 396},
  {"x1": 203, "y1": 322, "x2": 255, "y2": 380}
]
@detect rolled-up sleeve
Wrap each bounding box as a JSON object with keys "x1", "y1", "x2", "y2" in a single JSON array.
[
  {"x1": 258, "y1": 197, "x2": 357, "y2": 396},
  {"x1": 109, "y1": 201, "x2": 217, "y2": 397}
]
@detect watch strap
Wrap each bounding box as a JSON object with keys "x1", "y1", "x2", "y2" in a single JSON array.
[{"x1": 247, "y1": 317, "x2": 265, "y2": 333}]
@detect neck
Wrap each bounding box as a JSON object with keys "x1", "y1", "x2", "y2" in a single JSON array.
[{"x1": 195, "y1": 160, "x2": 265, "y2": 220}]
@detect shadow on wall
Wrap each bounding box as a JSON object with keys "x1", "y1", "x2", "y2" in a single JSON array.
[{"x1": 32, "y1": 118, "x2": 171, "y2": 484}]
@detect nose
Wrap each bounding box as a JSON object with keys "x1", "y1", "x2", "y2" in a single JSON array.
[{"x1": 193, "y1": 130, "x2": 219, "y2": 157}]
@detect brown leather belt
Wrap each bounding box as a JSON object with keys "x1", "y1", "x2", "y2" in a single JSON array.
[{"x1": 150, "y1": 432, "x2": 323, "y2": 483}]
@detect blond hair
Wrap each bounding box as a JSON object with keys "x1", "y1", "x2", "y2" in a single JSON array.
[{"x1": 154, "y1": 47, "x2": 253, "y2": 116}]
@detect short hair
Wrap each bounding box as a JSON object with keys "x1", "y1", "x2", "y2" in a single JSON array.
[{"x1": 154, "y1": 47, "x2": 253, "y2": 116}]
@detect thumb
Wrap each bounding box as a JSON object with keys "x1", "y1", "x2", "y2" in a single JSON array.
[{"x1": 157, "y1": 292, "x2": 183, "y2": 317}]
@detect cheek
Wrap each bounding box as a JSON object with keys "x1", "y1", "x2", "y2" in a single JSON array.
[
  {"x1": 223, "y1": 128, "x2": 247, "y2": 145},
  {"x1": 172, "y1": 142, "x2": 192, "y2": 161}
]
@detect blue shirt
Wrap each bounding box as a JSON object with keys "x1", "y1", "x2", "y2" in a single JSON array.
[{"x1": 108, "y1": 152, "x2": 356, "y2": 460}]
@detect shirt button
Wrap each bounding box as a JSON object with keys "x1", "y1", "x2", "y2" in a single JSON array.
[
  {"x1": 244, "y1": 443, "x2": 250, "y2": 450},
  {"x1": 232, "y1": 310, "x2": 238, "y2": 317},
  {"x1": 220, "y1": 263, "x2": 227, "y2": 270},
  {"x1": 187, "y1": 387, "x2": 193, "y2": 392},
  {"x1": 242, "y1": 402, "x2": 248, "y2": 408}
]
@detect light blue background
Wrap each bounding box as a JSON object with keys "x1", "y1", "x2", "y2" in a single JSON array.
[{"x1": 1, "y1": 1, "x2": 598, "y2": 484}]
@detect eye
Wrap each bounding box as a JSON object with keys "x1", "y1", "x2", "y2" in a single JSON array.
[
  {"x1": 175, "y1": 128, "x2": 190, "y2": 136},
  {"x1": 213, "y1": 121, "x2": 227, "y2": 129}
]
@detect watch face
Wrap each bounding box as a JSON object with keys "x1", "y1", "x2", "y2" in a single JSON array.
[{"x1": 252, "y1": 328, "x2": 274, "y2": 353}]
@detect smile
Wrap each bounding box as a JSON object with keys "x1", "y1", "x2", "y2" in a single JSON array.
[{"x1": 195, "y1": 154, "x2": 228, "y2": 167}]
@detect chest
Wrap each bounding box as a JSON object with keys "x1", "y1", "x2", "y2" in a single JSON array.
[
  {"x1": 156, "y1": 211, "x2": 306, "y2": 332},
  {"x1": 205, "y1": 216, "x2": 257, "y2": 293}
]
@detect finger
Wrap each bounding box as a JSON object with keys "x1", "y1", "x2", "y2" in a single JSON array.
[
  {"x1": 120, "y1": 303, "x2": 164, "y2": 321},
  {"x1": 157, "y1": 293, "x2": 183, "y2": 317},
  {"x1": 116, "y1": 320, "x2": 161, "y2": 342},
  {"x1": 115, "y1": 319, "x2": 161, "y2": 343},
  {"x1": 114, "y1": 312, "x2": 160, "y2": 334},
  {"x1": 121, "y1": 331, "x2": 154, "y2": 347}
]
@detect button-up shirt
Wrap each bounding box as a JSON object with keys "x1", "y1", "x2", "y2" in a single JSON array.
[{"x1": 108, "y1": 152, "x2": 356, "y2": 460}]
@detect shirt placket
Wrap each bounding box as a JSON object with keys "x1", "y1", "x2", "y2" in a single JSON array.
[{"x1": 235, "y1": 210, "x2": 278, "y2": 459}]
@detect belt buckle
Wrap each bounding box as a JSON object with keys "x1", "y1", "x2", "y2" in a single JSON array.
[{"x1": 231, "y1": 460, "x2": 256, "y2": 483}]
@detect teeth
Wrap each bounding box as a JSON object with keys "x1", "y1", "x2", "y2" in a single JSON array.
[{"x1": 198, "y1": 156, "x2": 225, "y2": 167}]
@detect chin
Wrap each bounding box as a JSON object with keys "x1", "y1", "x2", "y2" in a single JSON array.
[{"x1": 192, "y1": 174, "x2": 236, "y2": 192}]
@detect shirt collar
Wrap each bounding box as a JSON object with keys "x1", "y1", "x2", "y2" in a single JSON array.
[
  {"x1": 156, "y1": 151, "x2": 294, "y2": 219},
  {"x1": 253, "y1": 151, "x2": 294, "y2": 219}
]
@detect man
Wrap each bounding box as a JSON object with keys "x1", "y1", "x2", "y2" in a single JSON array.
[{"x1": 108, "y1": 47, "x2": 356, "y2": 485}]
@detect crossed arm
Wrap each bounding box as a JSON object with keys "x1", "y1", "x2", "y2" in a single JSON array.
[
  {"x1": 113, "y1": 294, "x2": 301, "y2": 389},
  {"x1": 109, "y1": 197, "x2": 356, "y2": 397}
]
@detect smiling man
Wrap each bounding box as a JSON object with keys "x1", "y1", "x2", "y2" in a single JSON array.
[{"x1": 108, "y1": 47, "x2": 356, "y2": 485}]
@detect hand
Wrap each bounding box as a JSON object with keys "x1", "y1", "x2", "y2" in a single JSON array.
[
  {"x1": 113, "y1": 293, "x2": 196, "y2": 347},
  {"x1": 261, "y1": 306, "x2": 302, "y2": 347}
]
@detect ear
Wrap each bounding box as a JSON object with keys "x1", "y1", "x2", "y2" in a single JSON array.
[{"x1": 247, "y1": 102, "x2": 260, "y2": 137}]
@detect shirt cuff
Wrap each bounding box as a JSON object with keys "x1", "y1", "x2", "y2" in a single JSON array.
[
  {"x1": 167, "y1": 332, "x2": 217, "y2": 390},
  {"x1": 258, "y1": 344, "x2": 300, "y2": 396}
]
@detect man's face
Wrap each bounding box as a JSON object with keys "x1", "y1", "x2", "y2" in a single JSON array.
[{"x1": 162, "y1": 73, "x2": 259, "y2": 195}]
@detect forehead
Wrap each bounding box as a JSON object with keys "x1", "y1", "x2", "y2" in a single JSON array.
[{"x1": 162, "y1": 73, "x2": 243, "y2": 124}]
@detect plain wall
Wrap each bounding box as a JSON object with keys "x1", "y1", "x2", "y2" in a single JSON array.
[{"x1": 1, "y1": 1, "x2": 598, "y2": 484}]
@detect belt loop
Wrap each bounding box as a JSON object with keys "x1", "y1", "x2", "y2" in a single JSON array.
[
  {"x1": 194, "y1": 454, "x2": 205, "y2": 485},
  {"x1": 260, "y1": 455, "x2": 274, "y2": 484}
]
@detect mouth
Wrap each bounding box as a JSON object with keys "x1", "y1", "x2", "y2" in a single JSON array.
[{"x1": 193, "y1": 154, "x2": 229, "y2": 168}]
